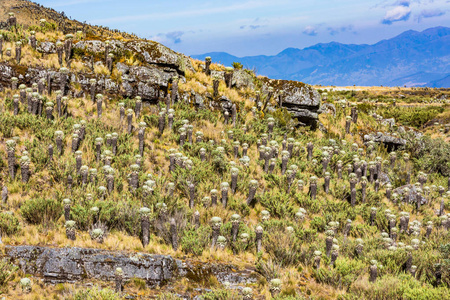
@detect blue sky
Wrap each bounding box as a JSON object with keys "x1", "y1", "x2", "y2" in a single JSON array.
[{"x1": 35, "y1": 0, "x2": 449, "y2": 56}]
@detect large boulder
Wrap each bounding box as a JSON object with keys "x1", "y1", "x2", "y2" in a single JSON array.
[
  {"x1": 262, "y1": 79, "x2": 321, "y2": 127},
  {"x1": 232, "y1": 69, "x2": 255, "y2": 90},
  {"x1": 364, "y1": 132, "x2": 406, "y2": 151},
  {"x1": 128, "y1": 65, "x2": 174, "y2": 88},
  {"x1": 392, "y1": 184, "x2": 428, "y2": 205},
  {"x1": 36, "y1": 42, "x2": 56, "y2": 54},
  {"x1": 125, "y1": 41, "x2": 194, "y2": 74},
  {"x1": 74, "y1": 39, "x2": 194, "y2": 75}
]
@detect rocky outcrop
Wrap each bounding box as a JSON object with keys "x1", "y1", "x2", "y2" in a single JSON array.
[
  {"x1": 232, "y1": 69, "x2": 255, "y2": 90},
  {"x1": 392, "y1": 184, "x2": 428, "y2": 205},
  {"x1": 0, "y1": 62, "x2": 176, "y2": 102},
  {"x1": 0, "y1": 39, "x2": 194, "y2": 102},
  {"x1": 363, "y1": 132, "x2": 406, "y2": 151},
  {"x1": 262, "y1": 79, "x2": 321, "y2": 127},
  {"x1": 5, "y1": 245, "x2": 175, "y2": 287},
  {"x1": 36, "y1": 42, "x2": 56, "y2": 54},
  {"x1": 4, "y1": 245, "x2": 259, "y2": 288},
  {"x1": 74, "y1": 39, "x2": 194, "y2": 75}
]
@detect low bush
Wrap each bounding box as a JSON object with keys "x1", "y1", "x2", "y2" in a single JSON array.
[
  {"x1": 201, "y1": 288, "x2": 241, "y2": 300},
  {"x1": 377, "y1": 105, "x2": 444, "y2": 128},
  {"x1": 72, "y1": 286, "x2": 122, "y2": 300},
  {"x1": 180, "y1": 225, "x2": 211, "y2": 256},
  {"x1": 0, "y1": 212, "x2": 20, "y2": 235},
  {"x1": 20, "y1": 198, "x2": 63, "y2": 225},
  {"x1": 0, "y1": 259, "x2": 18, "y2": 293}
]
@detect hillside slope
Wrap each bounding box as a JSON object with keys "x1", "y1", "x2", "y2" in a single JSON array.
[{"x1": 0, "y1": 1, "x2": 449, "y2": 300}]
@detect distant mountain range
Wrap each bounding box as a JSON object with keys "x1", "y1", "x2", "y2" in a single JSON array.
[{"x1": 192, "y1": 27, "x2": 450, "y2": 88}]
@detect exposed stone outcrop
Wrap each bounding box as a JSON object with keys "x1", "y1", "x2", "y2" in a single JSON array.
[
  {"x1": 363, "y1": 132, "x2": 406, "y2": 151},
  {"x1": 392, "y1": 184, "x2": 428, "y2": 205},
  {"x1": 0, "y1": 62, "x2": 176, "y2": 102},
  {"x1": 232, "y1": 69, "x2": 255, "y2": 90},
  {"x1": 73, "y1": 39, "x2": 193, "y2": 75},
  {"x1": 36, "y1": 41, "x2": 56, "y2": 54},
  {"x1": 4, "y1": 245, "x2": 259, "y2": 289},
  {"x1": 262, "y1": 79, "x2": 321, "y2": 127},
  {"x1": 5, "y1": 246, "x2": 175, "y2": 287}
]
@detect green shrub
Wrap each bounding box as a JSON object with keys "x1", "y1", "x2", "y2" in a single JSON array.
[
  {"x1": 0, "y1": 212, "x2": 20, "y2": 235},
  {"x1": 349, "y1": 274, "x2": 449, "y2": 300},
  {"x1": 95, "y1": 200, "x2": 141, "y2": 235},
  {"x1": 0, "y1": 259, "x2": 18, "y2": 293},
  {"x1": 377, "y1": 105, "x2": 444, "y2": 128},
  {"x1": 20, "y1": 198, "x2": 63, "y2": 225},
  {"x1": 314, "y1": 257, "x2": 366, "y2": 289},
  {"x1": 232, "y1": 62, "x2": 243, "y2": 70},
  {"x1": 72, "y1": 286, "x2": 122, "y2": 300},
  {"x1": 201, "y1": 288, "x2": 240, "y2": 300},
  {"x1": 402, "y1": 135, "x2": 450, "y2": 176},
  {"x1": 259, "y1": 190, "x2": 296, "y2": 219},
  {"x1": 310, "y1": 216, "x2": 326, "y2": 232},
  {"x1": 180, "y1": 225, "x2": 211, "y2": 256},
  {"x1": 263, "y1": 221, "x2": 305, "y2": 267}
]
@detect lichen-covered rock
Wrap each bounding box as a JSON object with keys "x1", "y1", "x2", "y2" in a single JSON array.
[
  {"x1": 0, "y1": 62, "x2": 173, "y2": 102},
  {"x1": 37, "y1": 42, "x2": 56, "y2": 54},
  {"x1": 73, "y1": 40, "x2": 124, "y2": 53},
  {"x1": 5, "y1": 245, "x2": 258, "y2": 289},
  {"x1": 220, "y1": 96, "x2": 233, "y2": 113},
  {"x1": 116, "y1": 62, "x2": 130, "y2": 75},
  {"x1": 125, "y1": 41, "x2": 193, "y2": 74},
  {"x1": 262, "y1": 79, "x2": 321, "y2": 127},
  {"x1": 232, "y1": 69, "x2": 255, "y2": 90},
  {"x1": 392, "y1": 184, "x2": 428, "y2": 205},
  {"x1": 129, "y1": 65, "x2": 174, "y2": 87},
  {"x1": 364, "y1": 132, "x2": 406, "y2": 150},
  {"x1": 5, "y1": 245, "x2": 175, "y2": 287}
]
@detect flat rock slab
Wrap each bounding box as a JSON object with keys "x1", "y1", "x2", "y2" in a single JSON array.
[{"x1": 5, "y1": 246, "x2": 175, "y2": 287}]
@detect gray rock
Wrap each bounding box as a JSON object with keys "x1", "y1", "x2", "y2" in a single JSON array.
[
  {"x1": 137, "y1": 81, "x2": 159, "y2": 100},
  {"x1": 129, "y1": 65, "x2": 173, "y2": 88},
  {"x1": 5, "y1": 245, "x2": 258, "y2": 289},
  {"x1": 125, "y1": 41, "x2": 193, "y2": 74},
  {"x1": 73, "y1": 40, "x2": 124, "y2": 53},
  {"x1": 37, "y1": 42, "x2": 56, "y2": 54},
  {"x1": 363, "y1": 132, "x2": 406, "y2": 150},
  {"x1": 194, "y1": 92, "x2": 205, "y2": 108},
  {"x1": 116, "y1": 62, "x2": 130, "y2": 75},
  {"x1": 392, "y1": 184, "x2": 428, "y2": 205},
  {"x1": 262, "y1": 79, "x2": 321, "y2": 127},
  {"x1": 122, "y1": 80, "x2": 134, "y2": 97},
  {"x1": 378, "y1": 172, "x2": 391, "y2": 185},
  {"x1": 232, "y1": 69, "x2": 254, "y2": 90},
  {"x1": 220, "y1": 96, "x2": 233, "y2": 113},
  {"x1": 5, "y1": 246, "x2": 174, "y2": 287},
  {"x1": 280, "y1": 82, "x2": 321, "y2": 108}
]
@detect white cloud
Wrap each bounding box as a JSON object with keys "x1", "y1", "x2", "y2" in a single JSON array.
[
  {"x1": 303, "y1": 26, "x2": 318, "y2": 36},
  {"x1": 382, "y1": 6, "x2": 411, "y2": 24}
]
